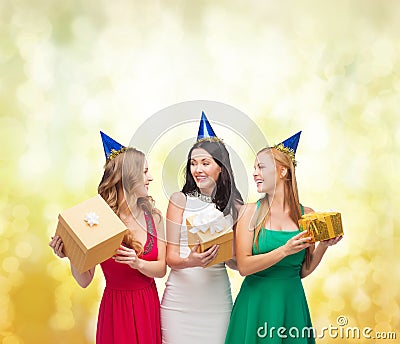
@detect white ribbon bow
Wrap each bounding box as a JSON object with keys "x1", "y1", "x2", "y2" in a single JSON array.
[
  {"x1": 189, "y1": 208, "x2": 230, "y2": 235},
  {"x1": 84, "y1": 212, "x2": 99, "y2": 227}
]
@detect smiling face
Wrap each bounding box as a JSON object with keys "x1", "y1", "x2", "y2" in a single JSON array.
[
  {"x1": 190, "y1": 148, "x2": 222, "y2": 194},
  {"x1": 132, "y1": 160, "x2": 153, "y2": 198},
  {"x1": 253, "y1": 150, "x2": 278, "y2": 194},
  {"x1": 120, "y1": 150, "x2": 153, "y2": 199}
]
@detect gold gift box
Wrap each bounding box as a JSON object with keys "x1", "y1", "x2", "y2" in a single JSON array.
[
  {"x1": 55, "y1": 195, "x2": 127, "y2": 273},
  {"x1": 186, "y1": 216, "x2": 233, "y2": 267},
  {"x1": 298, "y1": 212, "x2": 344, "y2": 243}
]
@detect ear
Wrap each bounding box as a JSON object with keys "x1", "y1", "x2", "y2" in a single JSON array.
[{"x1": 279, "y1": 166, "x2": 288, "y2": 179}]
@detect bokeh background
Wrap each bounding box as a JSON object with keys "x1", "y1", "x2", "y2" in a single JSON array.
[{"x1": 1, "y1": 0, "x2": 399, "y2": 343}]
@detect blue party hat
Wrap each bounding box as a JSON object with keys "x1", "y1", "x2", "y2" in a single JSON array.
[
  {"x1": 280, "y1": 131, "x2": 301, "y2": 154},
  {"x1": 274, "y1": 131, "x2": 302, "y2": 167},
  {"x1": 100, "y1": 131, "x2": 126, "y2": 164},
  {"x1": 197, "y1": 111, "x2": 217, "y2": 141}
]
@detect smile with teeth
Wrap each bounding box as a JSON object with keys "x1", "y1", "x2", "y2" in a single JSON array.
[
  {"x1": 196, "y1": 175, "x2": 208, "y2": 182},
  {"x1": 255, "y1": 179, "x2": 263, "y2": 185}
]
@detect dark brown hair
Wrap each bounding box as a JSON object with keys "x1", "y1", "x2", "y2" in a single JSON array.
[{"x1": 182, "y1": 140, "x2": 243, "y2": 221}]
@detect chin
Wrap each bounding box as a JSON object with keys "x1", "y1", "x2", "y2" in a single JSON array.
[
  {"x1": 196, "y1": 181, "x2": 208, "y2": 188},
  {"x1": 138, "y1": 189, "x2": 148, "y2": 198}
]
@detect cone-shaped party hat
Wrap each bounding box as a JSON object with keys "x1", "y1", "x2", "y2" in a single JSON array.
[
  {"x1": 273, "y1": 131, "x2": 302, "y2": 167},
  {"x1": 197, "y1": 111, "x2": 217, "y2": 141},
  {"x1": 100, "y1": 131, "x2": 127, "y2": 165}
]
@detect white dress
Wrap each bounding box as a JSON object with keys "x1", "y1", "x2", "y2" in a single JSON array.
[{"x1": 160, "y1": 195, "x2": 233, "y2": 344}]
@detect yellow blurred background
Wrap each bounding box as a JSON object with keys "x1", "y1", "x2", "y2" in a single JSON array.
[{"x1": 1, "y1": 0, "x2": 399, "y2": 343}]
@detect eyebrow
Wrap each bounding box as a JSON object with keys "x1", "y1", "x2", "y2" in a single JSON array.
[{"x1": 190, "y1": 157, "x2": 212, "y2": 162}]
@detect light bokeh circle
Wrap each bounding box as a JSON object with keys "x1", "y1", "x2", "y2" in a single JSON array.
[{"x1": 122, "y1": 100, "x2": 270, "y2": 239}]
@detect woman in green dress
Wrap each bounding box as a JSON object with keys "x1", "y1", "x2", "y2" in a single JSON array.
[{"x1": 225, "y1": 132, "x2": 342, "y2": 343}]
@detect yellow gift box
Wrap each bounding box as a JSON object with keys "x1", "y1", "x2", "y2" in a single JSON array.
[
  {"x1": 186, "y1": 215, "x2": 233, "y2": 267},
  {"x1": 298, "y1": 212, "x2": 343, "y2": 243},
  {"x1": 55, "y1": 195, "x2": 127, "y2": 273}
]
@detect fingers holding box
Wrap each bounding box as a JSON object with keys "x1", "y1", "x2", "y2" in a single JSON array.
[{"x1": 49, "y1": 235, "x2": 66, "y2": 258}]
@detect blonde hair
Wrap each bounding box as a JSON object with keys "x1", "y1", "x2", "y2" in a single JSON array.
[
  {"x1": 254, "y1": 147, "x2": 311, "y2": 267},
  {"x1": 98, "y1": 147, "x2": 158, "y2": 255}
]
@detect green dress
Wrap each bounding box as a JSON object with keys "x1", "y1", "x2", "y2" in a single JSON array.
[{"x1": 225, "y1": 205, "x2": 315, "y2": 344}]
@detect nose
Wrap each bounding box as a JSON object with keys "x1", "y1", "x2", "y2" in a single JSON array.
[
  {"x1": 147, "y1": 172, "x2": 153, "y2": 182},
  {"x1": 253, "y1": 168, "x2": 259, "y2": 177},
  {"x1": 196, "y1": 164, "x2": 203, "y2": 173}
]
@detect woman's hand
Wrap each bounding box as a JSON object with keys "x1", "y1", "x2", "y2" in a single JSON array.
[
  {"x1": 49, "y1": 235, "x2": 95, "y2": 288},
  {"x1": 187, "y1": 242, "x2": 219, "y2": 268},
  {"x1": 49, "y1": 236, "x2": 66, "y2": 258},
  {"x1": 282, "y1": 231, "x2": 313, "y2": 256},
  {"x1": 318, "y1": 235, "x2": 343, "y2": 248},
  {"x1": 113, "y1": 245, "x2": 144, "y2": 270}
]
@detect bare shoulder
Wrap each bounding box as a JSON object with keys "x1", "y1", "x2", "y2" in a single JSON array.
[
  {"x1": 169, "y1": 192, "x2": 186, "y2": 208},
  {"x1": 238, "y1": 203, "x2": 258, "y2": 220},
  {"x1": 241, "y1": 202, "x2": 257, "y2": 213},
  {"x1": 303, "y1": 206, "x2": 315, "y2": 214},
  {"x1": 237, "y1": 203, "x2": 258, "y2": 233},
  {"x1": 233, "y1": 199, "x2": 244, "y2": 213}
]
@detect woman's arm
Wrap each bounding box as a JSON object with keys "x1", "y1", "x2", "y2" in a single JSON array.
[
  {"x1": 300, "y1": 236, "x2": 343, "y2": 278},
  {"x1": 71, "y1": 262, "x2": 95, "y2": 288},
  {"x1": 165, "y1": 192, "x2": 219, "y2": 269},
  {"x1": 236, "y1": 204, "x2": 312, "y2": 276},
  {"x1": 49, "y1": 236, "x2": 95, "y2": 288},
  {"x1": 113, "y1": 211, "x2": 167, "y2": 278}
]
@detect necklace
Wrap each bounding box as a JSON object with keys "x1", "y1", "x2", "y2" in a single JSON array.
[{"x1": 190, "y1": 190, "x2": 213, "y2": 203}]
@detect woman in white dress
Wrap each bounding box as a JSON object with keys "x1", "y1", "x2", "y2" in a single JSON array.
[{"x1": 161, "y1": 115, "x2": 243, "y2": 344}]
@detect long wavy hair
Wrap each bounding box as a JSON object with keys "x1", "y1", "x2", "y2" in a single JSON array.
[
  {"x1": 182, "y1": 140, "x2": 243, "y2": 221},
  {"x1": 254, "y1": 147, "x2": 311, "y2": 267},
  {"x1": 98, "y1": 147, "x2": 158, "y2": 255}
]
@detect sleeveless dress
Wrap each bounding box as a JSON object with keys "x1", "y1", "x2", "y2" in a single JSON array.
[
  {"x1": 160, "y1": 195, "x2": 233, "y2": 344},
  {"x1": 96, "y1": 211, "x2": 161, "y2": 344},
  {"x1": 225, "y1": 204, "x2": 315, "y2": 344}
]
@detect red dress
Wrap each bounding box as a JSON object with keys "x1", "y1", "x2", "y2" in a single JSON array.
[{"x1": 96, "y1": 211, "x2": 161, "y2": 344}]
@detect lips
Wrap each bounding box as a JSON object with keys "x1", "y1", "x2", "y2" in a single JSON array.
[{"x1": 195, "y1": 175, "x2": 208, "y2": 183}]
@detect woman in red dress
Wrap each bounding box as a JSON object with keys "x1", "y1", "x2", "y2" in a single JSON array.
[{"x1": 49, "y1": 132, "x2": 166, "y2": 344}]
